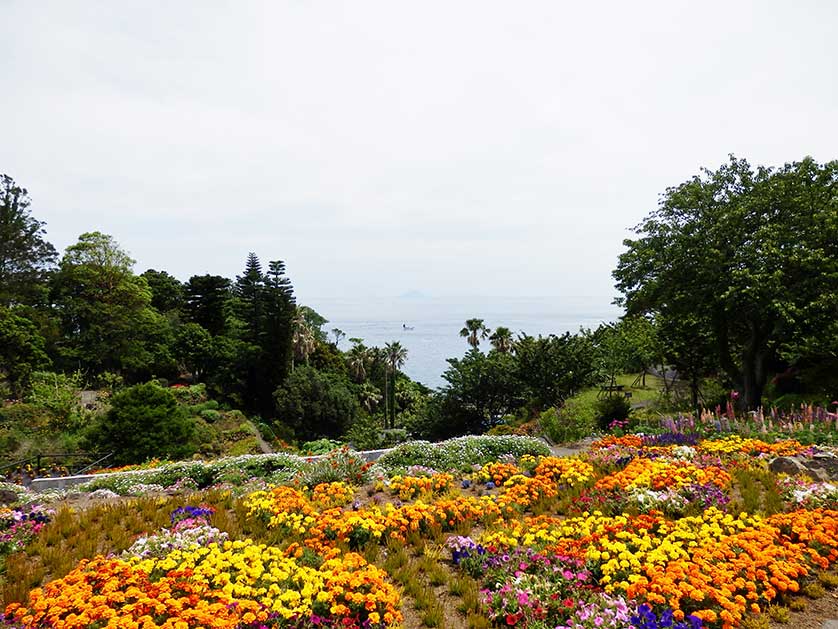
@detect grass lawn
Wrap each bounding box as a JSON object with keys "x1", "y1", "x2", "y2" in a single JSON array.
[{"x1": 563, "y1": 373, "x2": 667, "y2": 426}]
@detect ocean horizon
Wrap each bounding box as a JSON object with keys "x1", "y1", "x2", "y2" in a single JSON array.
[{"x1": 302, "y1": 295, "x2": 623, "y2": 389}]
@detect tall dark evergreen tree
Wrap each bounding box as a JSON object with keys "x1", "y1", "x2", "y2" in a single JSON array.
[
  {"x1": 254, "y1": 259, "x2": 296, "y2": 417},
  {"x1": 0, "y1": 174, "x2": 57, "y2": 306},
  {"x1": 184, "y1": 275, "x2": 231, "y2": 336},
  {"x1": 234, "y1": 252, "x2": 264, "y2": 343},
  {"x1": 141, "y1": 269, "x2": 185, "y2": 315}
]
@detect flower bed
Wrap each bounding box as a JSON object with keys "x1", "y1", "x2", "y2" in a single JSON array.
[{"x1": 3, "y1": 434, "x2": 838, "y2": 629}]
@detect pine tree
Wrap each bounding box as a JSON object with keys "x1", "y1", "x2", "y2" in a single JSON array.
[
  {"x1": 184, "y1": 275, "x2": 231, "y2": 336},
  {"x1": 234, "y1": 252, "x2": 264, "y2": 343},
  {"x1": 0, "y1": 174, "x2": 57, "y2": 306}
]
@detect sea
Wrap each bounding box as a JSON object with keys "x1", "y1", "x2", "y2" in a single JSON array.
[{"x1": 302, "y1": 295, "x2": 623, "y2": 389}]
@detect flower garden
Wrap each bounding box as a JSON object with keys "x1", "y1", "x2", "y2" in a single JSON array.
[{"x1": 1, "y1": 433, "x2": 838, "y2": 629}]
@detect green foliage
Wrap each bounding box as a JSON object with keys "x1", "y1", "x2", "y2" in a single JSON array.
[
  {"x1": 344, "y1": 413, "x2": 384, "y2": 450},
  {"x1": 296, "y1": 306, "x2": 328, "y2": 343},
  {"x1": 767, "y1": 605, "x2": 790, "y2": 623},
  {"x1": 594, "y1": 316, "x2": 660, "y2": 381},
  {"x1": 169, "y1": 383, "x2": 208, "y2": 405},
  {"x1": 0, "y1": 307, "x2": 50, "y2": 397},
  {"x1": 539, "y1": 406, "x2": 594, "y2": 443},
  {"x1": 514, "y1": 332, "x2": 601, "y2": 410},
  {"x1": 294, "y1": 447, "x2": 371, "y2": 486},
  {"x1": 615, "y1": 156, "x2": 838, "y2": 409},
  {"x1": 53, "y1": 232, "x2": 172, "y2": 378},
  {"x1": 383, "y1": 341, "x2": 409, "y2": 429},
  {"x1": 25, "y1": 371, "x2": 88, "y2": 429},
  {"x1": 433, "y1": 349, "x2": 522, "y2": 438},
  {"x1": 273, "y1": 365, "x2": 359, "y2": 441},
  {"x1": 140, "y1": 269, "x2": 184, "y2": 314},
  {"x1": 0, "y1": 174, "x2": 57, "y2": 307},
  {"x1": 173, "y1": 322, "x2": 213, "y2": 379},
  {"x1": 0, "y1": 402, "x2": 52, "y2": 434},
  {"x1": 299, "y1": 438, "x2": 343, "y2": 455},
  {"x1": 460, "y1": 318, "x2": 490, "y2": 349},
  {"x1": 309, "y1": 340, "x2": 348, "y2": 375},
  {"x1": 183, "y1": 274, "x2": 231, "y2": 337},
  {"x1": 88, "y1": 381, "x2": 195, "y2": 465}
]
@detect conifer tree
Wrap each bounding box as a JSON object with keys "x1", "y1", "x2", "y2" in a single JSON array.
[{"x1": 0, "y1": 174, "x2": 57, "y2": 306}]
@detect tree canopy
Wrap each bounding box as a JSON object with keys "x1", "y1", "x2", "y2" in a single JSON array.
[
  {"x1": 53, "y1": 232, "x2": 169, "y2": 377},
  {"x1": 0, "y1": 306, "x2": 50, "y2": 397},
  {"x1": 614, "y1": 156, "x2": 838, "y2": 409},
  {"x1": 0, "y1": 174, "x2": 57, "y2": 306}
]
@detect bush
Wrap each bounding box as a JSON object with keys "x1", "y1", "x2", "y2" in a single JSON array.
[
  {"x1": 539, "y1": 406, "x2": 593, "y2": 443},
  {"x1": 299, "y1": 438, "x2": 344, "y2": 455},
  {"x1": 198, "y1": 409, "x2": 222, "y2": 423},
  {"x1": 87, "y1": 382, "x2": 196, "y2": 465},
  {"x1": 169, "y1": 383, "x2": 208, "y2": 406},
  {"x1": 594, "y1": 395, "x2": 632, "y2": 431},
  {"x1": 344, "y1": 414, "x2": 384, "y2": 451},
  {"x1": 273, "y1": 366, "x2": 359, "y2": 441},
  {"x1": 0, "y1": 403, "x2": 52, "y2": 433}
]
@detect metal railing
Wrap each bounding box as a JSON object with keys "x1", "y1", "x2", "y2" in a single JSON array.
[{"x1": 0, "y1": 452, "x2": 113, "y2": 486}]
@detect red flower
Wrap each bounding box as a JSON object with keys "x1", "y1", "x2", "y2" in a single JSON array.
[
  {"x1": 563, "y1": 598, "x2": 575, "y2": 608},
  {"x1": 506, "y1": 613, "x2": 520, "y2": 625}
]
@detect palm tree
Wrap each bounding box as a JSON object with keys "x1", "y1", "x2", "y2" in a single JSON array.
[
  {"x1": 460, "y1": 318, "x2": 491, "y2": 349},
  {"x1": 489, "y1": 326, "x2": 515, "y2": 353},
  {"x1": 291, "y1": 312, "x2": 316, "y2": 369},
  {"x1": 346, "y1": 341, "x2": 369, "y2": 383},
  {"x1": 383, "y1": 341, "x2": 408, "y2": 429},
  {"x1": 358, "y1": 382, "x2": 383, "y2": 414}
]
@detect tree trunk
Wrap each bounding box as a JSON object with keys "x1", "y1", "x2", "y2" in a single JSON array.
[
  {"x1": 389, "y1": 376, "x2": 396, "y2": 429},
  {"x1": 741, "y1": 329, "x2": 768, "y2": 410},
  {"x1": 690, "y1": 370, "x2": 699, "y2": 410}
]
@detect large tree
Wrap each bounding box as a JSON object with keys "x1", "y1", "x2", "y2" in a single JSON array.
[
  {"x1": 273, "y1": 365, "x2": 358, "y2": 441},
  {"x1": 255, "y1": 260, "x2": 296, "y2": 415},
  {"x1": 435, "y1": 349, "x2": 522, "y2": 435},
  {"x1": 514, "y1": 332, "x2": 601, "y2": 411},
  {"x1": 141, "y1": 269, "x2": 184, "y2": 315},
  {"x1": 0, "y1": 174, "x2": 57, "y2": 306},
  {"x1": 234, "y1": 252, "x2": 264, "y2": 344},
  {"x1": 0, "y1": 306, "x2": 51, "y2": 397},
  {"x1": 614, "y1": 156, "x2": 838, "y2": 409},
  {"x1": 53, "y1": 232, "x2": 169, "y2": 376},
  {"x1": 184, "y1": 275, "x2": 232, "y2": 337}
]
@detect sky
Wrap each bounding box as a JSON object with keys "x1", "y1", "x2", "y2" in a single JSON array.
[{"x1": 2, "y1": 1, "x2": 836, "y2": 304}]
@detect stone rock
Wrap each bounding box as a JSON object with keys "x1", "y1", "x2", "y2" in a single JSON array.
[
  {"x1": 821, "y1": 620, "x2": 838, "y2": 629},
  {"x1": 770, "y1": 455, "x2": 837, "y2": 481},
  {"x1": 770, "y1": 456, "x2": 809, "y2": 476},
  {"x1": 0, "y1": 489, "x2": 20, "y2": 505}
]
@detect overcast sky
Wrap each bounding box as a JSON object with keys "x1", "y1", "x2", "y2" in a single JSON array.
[{"x1": 2, "y1": 1, "x2": 836, "y2": 303}]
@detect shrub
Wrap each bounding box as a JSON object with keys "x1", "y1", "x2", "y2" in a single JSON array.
[
  {"x1": 198, "y1": 409, "x2": 222, "y2": 423},
  {"x1": 87, "y1": 382, "x2": 196, "y2": 465},
  {"x1": 274, "y1": 366, "x2": 358, "y2": 441},
  {"x1": 539, "y1": 406, "x2": 593, "y2": 443},
  {"x1": 300, "y1": 438, "x2": 344, "y2": 455},
  {"x1": 595, "y1": 395, "x2": 632, "y2": 431},
  {"x1": 344, "y1": 414, "x2": 384, "y2": 451}
]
